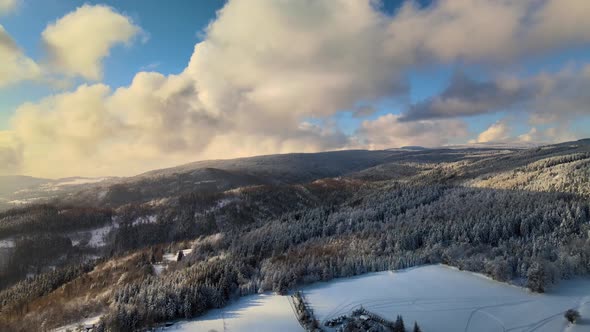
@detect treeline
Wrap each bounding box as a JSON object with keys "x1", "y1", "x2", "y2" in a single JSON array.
[
  {"x1": 0, "y1": 261, "x2": 95, "y2": 316},
  {"x1": 0, "y1": 234, "x2": 78, "y2": 289},
  {"x1": 0, "y1": 205, "x2": 112, "y2": 238}
]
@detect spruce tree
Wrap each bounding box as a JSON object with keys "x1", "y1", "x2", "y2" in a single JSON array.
[
  {"x1": 413, "y1": 321, "x2": 422, "y2": 332},
  {"x1": 393, "y1": 315, "x2": 405, "y2": 332}
]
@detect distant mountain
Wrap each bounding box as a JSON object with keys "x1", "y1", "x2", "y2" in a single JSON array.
[
  {"x1": 0, "y1": 176, "x2": 50, "y2": 196},
  {"x1": 399, "y1": 146, "x2": 427, "y2": 150},
  {"x1": 443, "y1": 141, "x2": 544, "y2": 149},
  {"x1": 0, "y1": 176, "x2": 115, "y2": 211},
  {"x1": 0, "y1": 147, "x2": 537, "y2": 209}
]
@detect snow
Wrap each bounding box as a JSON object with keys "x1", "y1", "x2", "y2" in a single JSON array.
[
  {"x1": 304, "y1": 265, "x2": 590, "y2": 332},
  {"x1": 170, "y1": 294, "x2": 301, "y2": 332},
  {"x1": 51, "y1": 177, "x2": 108, "y2": 187},
  {"x1": 153, "y1": 264, "x2": 166, "y2": 275},
  {"x1": 173, "y1": 265, "x2": 590, "y2": 332},
  {"x1": 163, "y1": 249, "x2": 193, "y2": 262},
  {"x1": 7, "y1": 198, "x2": 39, "y2": 205},
  {"x1": 87, "y1": 224, "x2": 112, "y2": 247},
  {"x1": 0, "y1": 238, "x2": 15, "y2": 248},
  {"x1": 53, "y1": 315, "x2": 102, "y2": 332},
  {"x1": 132, "y1": 215, "x2": 157, "y2": 226}
]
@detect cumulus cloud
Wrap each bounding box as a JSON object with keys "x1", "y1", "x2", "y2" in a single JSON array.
[
  {"x1": 354, "y1": 114, "x2": 468, "y2": 149},
  {"x1": 0, "y1": 0, "x2": 18, "y2": 15},
  {"x1": 469, "y1": 120, "x2": 511, "y2": 143},
  {"x1": 3, "y1": 73, "x2": 349, "y2": 177},
  {"x1": 3, "y1": 0, "x2": 590, "y2": 177},
  {"x1": 518, "y1": 125, "x2": 577, "y2": 144},
  {"x1": 0, "y1": 25, "x2": 42, "y2": 87},
  {"x1": 42, "y1": 4, "x2": 141, "y2": 80}
]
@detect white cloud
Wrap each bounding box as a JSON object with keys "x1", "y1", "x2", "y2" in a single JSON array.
[
  {"x1": 0, "y1": 0, "x2": 19, "y2": 15},
  {"x1": 469, "y1": 120, "x2": 511, "y2": 143},
  {"x1": 518, "y1": 126, "x2": 576, "y2": 144},
  {"x1": 41, "y1": 4, "x2": 141, "y2": 80},
  {"x1": 0, "y1": 25, "x2": 42, "y2": 87},
  {"x1": 2, "y1": 71, "x2": 350, "y2": 177},
  {"x1": 354, "y1": 114, "x2": 468, "y2": 149}
]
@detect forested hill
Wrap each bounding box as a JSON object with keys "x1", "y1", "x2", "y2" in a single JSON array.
[
  {"x1": 0, "y1": 147, "x2": 515, "y2": 209},
  {"x1": 1, "y1": 139, "x2": 590, "y2": 331}
]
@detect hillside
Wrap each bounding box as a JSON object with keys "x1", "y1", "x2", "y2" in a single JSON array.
[{"x1": 0, "y1": 139, "x2": 589, "y2": 331}]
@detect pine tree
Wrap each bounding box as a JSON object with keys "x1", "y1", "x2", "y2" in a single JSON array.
[
  {"x1": 393, "y1": 315, "x2": 405, "y2": 332},
  {"x1": 564, "y1": 309, "x2": 581, "y2": 324},
  {"x1": 527, "y1": 261, "x2": 547, "y2": 293},
  {"x1": 413, "y1": 321, "x2": 422, "y2": 332}
]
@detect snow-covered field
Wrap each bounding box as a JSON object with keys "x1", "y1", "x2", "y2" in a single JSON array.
[
  {"x1": 172, "y1": 265, "x2": 590, "y2": 332},
  {"x1": 69, "y1": 224, "x2": 113, "y2": 248},
  {"x1": 171, "y1": 294, "x2": 301, "y2": 331}
]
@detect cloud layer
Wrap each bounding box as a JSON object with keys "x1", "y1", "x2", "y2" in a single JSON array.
[
  {"x1": 2, "y1": 0, "x2": 590, "y2": 177},
  {"x1": 402, "y1": 64, "x2": 590, "y2": 123}
]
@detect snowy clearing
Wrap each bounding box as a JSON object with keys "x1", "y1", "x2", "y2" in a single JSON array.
[
  {"x1": 173, "y1": 265, "x2": 590, "y2": 332},
  {"x1": 86, "y1": 224, "x2": 112, "y2": 248},
  {"x1": 47, "y1": 177, "x2": 109, "y2": 187},
  {"x1": 132, "y1": 215, "x2": 157, "y2": 226},
  {"x1": 53, "y1": 315, "x2": 102, "y2": 332},
  {"x1": 170, "y1": 294, "x2": 301, "y2": 332},
  {"x1": 163, "y1": 249, "x2": 193, "y2": 262},
  {"x1": 0, "y1": 238, "x2": 15, "y2": 248}
]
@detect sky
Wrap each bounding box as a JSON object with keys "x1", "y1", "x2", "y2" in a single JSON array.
[{"x1": 1, "y1": 0, "x2": 590, "y2": 178}]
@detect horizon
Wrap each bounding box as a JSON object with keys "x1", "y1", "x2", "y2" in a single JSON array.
[
  {"x1": 1, "y1": 137, "x2": 579, "y2": 180},
  {"x1": 2, "y1": 0, "x2": 590, "y2": 178}
]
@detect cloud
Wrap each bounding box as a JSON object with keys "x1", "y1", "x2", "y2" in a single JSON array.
[
  {"x1": 401, "y1": 73, "x2": 529, "y2": 121},
  {"x1": 41, "y1": 4, "x2": 141, "y2": 80},
  {"x1": 386, "y1": 0, "x2": 590, "y2": 63},
  {"x1": 0, "y1": 0, "x2": 18, "y2": 15},
  {"x1": 352, "y1": 105, "x2": 377, "y2": 118},
  {"x1": 0, "y1": 131, "x2": 22, "y2": 175},
  {"x1": 401, "y1": 64, "x2": 590, "y2": 122},
  {"x1": 3, "y1": 0, "x2": 590, "y2": 177},
  {"x1": 469, "y1": 120, "x2": 511, "y2": 143},
  {"x1": 354, "y1": 114, "x2": 468, "y2": 149},
  {"x1": 3, "y1": 72, "x2": 350, "y2": 177},
  {"x1": 0, "y1": 25, "x2": 42, "y2": 87}
]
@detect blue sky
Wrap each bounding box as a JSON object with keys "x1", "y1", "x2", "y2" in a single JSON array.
[{"x1": 1, "y1": 0, "x2": 589, "y2": 177}]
